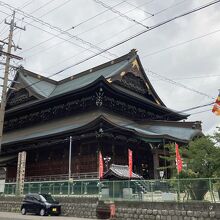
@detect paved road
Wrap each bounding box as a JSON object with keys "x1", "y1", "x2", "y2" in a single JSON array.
[{"x1": 0, "y1": 212, "x2": 95, "y2": 220}]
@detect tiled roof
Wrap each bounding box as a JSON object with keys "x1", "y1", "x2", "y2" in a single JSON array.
[
  {"x1": 2, "y1": 111, "x2": 202, "y2": 145},
  {"x1": 103, "y1": 164, "x2": 141, "y2": 180}
]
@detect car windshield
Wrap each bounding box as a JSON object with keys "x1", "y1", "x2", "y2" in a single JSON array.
[{"x1": 40, "y1": 194, "x2": 55, "y2": 203}]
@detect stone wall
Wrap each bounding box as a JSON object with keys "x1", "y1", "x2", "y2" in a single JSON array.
[
  {"x1": 57, "y1": 197, "x2": 97, "y2": 218},
  {"x1": 0, "y1": 196, "x2": 98, "y2": 219},
  {"x1": 0, "y1": 196, "x2": 22, "y2": 213},
  {"x1": 114, "y1": 201, "x2": 220, "y2": 220},
  {"x1": 0, "y1": 196, "x2": 220, "y2": 219}
]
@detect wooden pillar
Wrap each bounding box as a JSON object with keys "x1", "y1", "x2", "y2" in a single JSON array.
[{"x1": 152, "y1": 148, "x2": 159, "y2": 179}]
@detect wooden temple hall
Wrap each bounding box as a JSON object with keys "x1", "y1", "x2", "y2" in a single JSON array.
[{"x1": 0, "y1": 49, "x2": 202, "y2": 182}]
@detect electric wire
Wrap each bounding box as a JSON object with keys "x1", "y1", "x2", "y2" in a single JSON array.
[
  {"x1": 93, "y1": 0, "x2": 149, "y2": 29},
  {"x1": 142, "y1": 28, "x2": 220, "y2": 59},
  {"x1": 13, "y1": 0, "x2": 74, "y2": 41},
  {"x1": 0, "y1": 0, "x2": 35, "y2": 36},
  {"x1": 36, "y1": 0, "x2": 72, "y2": 18},
  {"x1": 29, "y1": 0, "x2": 57, "y2": 14},
  {"x1": 0, "y1": 9, "x2": 113, "y2": 66},
  {"x1": 147, "y1": 69, "x2": 214, "y2": 100},
  {"x1": 0, "y1": 2, "x2": 117, "y2": 59},
  {"x1": 151, "y1": 74, "x2": 220, "y2": 81},
  {"x1": 21, "y1": 0, "x2": 155, "y2": 59},
  {"x1": 0, "y1": 0, "x2": 34, "y2": 35},
  {"x1": 0, "y1": 0, "x2": 217, "y2": 103},
  {"x1": 172, "y1": 75, "x2": 220, "y2": 80},
  {"x1": 18, "y1": 0, "x2": 127, "y2": 55},
  {"x1": 74, "y1": 0, "x2": 127, "y2": 29},
  {"x1": 189, "y1": 109, "x2": 212, "y2": 115},
  {"x1": 7, "y1": 0, "x2": 218, "y2": 103},
  {"x1": 50, "y1": 0, "x2": 220, "y2": 78},
  {"x1": 40, "y1": 0, "x2": 187, "y2": 72},
  {"x1": 0, "y1": 8, "x2": 116, "y2": 60},
  {"x1": 76, "y1": 1, "x2": 154, "y2": 37},
  {"x1": 124, "y1": 0, "x2": 154, "y2": 16}
]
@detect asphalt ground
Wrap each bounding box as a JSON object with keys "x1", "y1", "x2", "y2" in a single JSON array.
[{"x1": 0, "y1": 212, "x2": 95, "y2": 220}]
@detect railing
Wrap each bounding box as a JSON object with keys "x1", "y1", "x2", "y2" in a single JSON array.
[
  {"x1": 6, "y1": 172, "x2": 99, "y2": 183},
  {"x1": 1, "y1": 178, "x2": 220, "y2": 203}
]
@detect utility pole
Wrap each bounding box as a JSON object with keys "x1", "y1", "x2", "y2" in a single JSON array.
[{"x1": 0, "y1": 11, "x2": 25, "y2": 152}]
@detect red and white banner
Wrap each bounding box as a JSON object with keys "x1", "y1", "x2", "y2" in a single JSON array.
[
  {"x1": 175, "y1": 143, "x2": 183, "y2": 174},
  {"x1": 99, "y1": 151, "x2": 104, "y2": 179},
  {"x1": 128, "y1": 149, "x2": 133, "y2": 178}
]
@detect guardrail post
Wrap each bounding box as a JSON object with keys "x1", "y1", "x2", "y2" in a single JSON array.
[
  {"x1": 39, "y1": 183, "x2": 41, "y2": 194},
  {"x1": 150, "y1": 181, "x2": 153, "y2": 202},
  {"x1": 81, "y1": 181, "x2": 83, "y2": 195},
  {"x1": 209, "y1": 178, "x2": 215, "y2": 202},
  {"x1": 28, "y1": 183, "x2": 31, "y2": 194}
]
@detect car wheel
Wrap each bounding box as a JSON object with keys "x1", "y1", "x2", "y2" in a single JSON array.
[
  {"x1": 39, "y1": 208, "x2": 45, "y2": 216},
  {"x1": 21, "y1": 207, "x2": 26, "y2": 215}
]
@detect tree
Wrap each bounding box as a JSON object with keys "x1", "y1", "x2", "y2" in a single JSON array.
[
  {"x1": 160, "y1": 135, "x2": 220, "y2": 200},
  {"x1": 186, "y1": 136, "x2": 220, "y2": 178}
]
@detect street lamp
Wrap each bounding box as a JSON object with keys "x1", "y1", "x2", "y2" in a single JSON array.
[
  {"x1": 103, "y1": 156, "x2": 111, "y2": 170},
  {"x1": 159, "y1": 170, "x2": 164, "y2": 180}
]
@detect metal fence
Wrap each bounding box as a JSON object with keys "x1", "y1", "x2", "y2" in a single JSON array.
[{"x1": 1, "y1": 178, "x2": 220, "y2": 203}]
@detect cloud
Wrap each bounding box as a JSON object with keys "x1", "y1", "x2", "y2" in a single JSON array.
[{"x1": 1, "y1": 0, "x2": 219, "y2": 134}]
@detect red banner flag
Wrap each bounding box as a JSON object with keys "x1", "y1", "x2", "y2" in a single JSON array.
[
  {"x1": 128, "y1": 149, "x2": 133, "y2": 178},
  {"x1": 212, "y1": 91, "x2": 220, "y2": 115},
  {"x1": 175, "y1": 143, "x2": 183, "y2": 174},
  {"x1": 99, "y1": 151, "x2": 104, "y2": 179}
]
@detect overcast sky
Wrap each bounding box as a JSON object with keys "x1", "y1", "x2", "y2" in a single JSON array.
[{"x1": 0, "y1": 0, "x2": 219, "y2": 134}]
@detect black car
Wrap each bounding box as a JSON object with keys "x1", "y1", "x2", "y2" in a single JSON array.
[{"x1": 21, "y1": 193, "x2": 61, "y2": 216}]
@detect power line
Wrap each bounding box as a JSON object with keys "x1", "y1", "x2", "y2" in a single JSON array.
[
  {"x1": 40, "y1": 0, "x2": 187, "y2": 72},
  {"x1": 124, "y1": 0, "x2": 154, "y2": 16},
  {"x1": 21, "y1": 0, "x2": 155, "y2": 60},
  {"x1": 0, "y1": 9, "x2": 108, "y2": 59},
  {"x1": 147, "y1": 69, "x2": 214, "y2": 100},
  {"x1": 189, "y1": 109, "x2": 212, "y2": 115},
  {"x1": 93, "y1": 0, "x2": 149, "y2": 29},
  {"x1": 72, "y1": 0, "x2": 188, "y2": 41},
  {"x1": 18, "y1": 0, "x2": 126, "y2": 56},
  {"x1": 19, "y1": 20, "x2": 115, "y2": 59},
  {"x1": 29, "y1": 0, "x2": 57, "y2": 14},
  {"x1": 76, "y1": 1, "x2": 154, "y2": 37},
  {"x1": 0, "y1": 0, "x2": 35, "y2": 36},
  {"x1": 50, "y1": 0, "x2": 220, "y2": 78},
  {"x1": 2, "y1": 0, "x2": 217, "y2": 104},
  {"x1": 0, "y1": 1, "x2": 117, "y2": 59},
  {"x1": 0, "y1": 9, "x2": 114, "y2": 62},
  {"x1": 142, "y1": 28, "x2": 220, "y2": 59},
  {"x1": 74, "y1": 0, "x2": 127, "y2": 29},
  {"x1": 13, "y1": 0, "x2": 73, "y2": 41},
  {"x1": 37, "y1": 0, "x2": 72, "y2": 18},
  {"x1": 20, "y1": 0, "x2": 35, "y2": 9},
  {"x1": 0, "y1": 0, "x2": 34, "y2": 35},
  {"x1": 0, "y1": 10, "x2": 117, "y2": 62},
  {"x1": 174, "y1": 75, "x2": 220, "y2": 80},
  {"x1": 152, "y1": 74, "x2": 220, "y2": 81}
]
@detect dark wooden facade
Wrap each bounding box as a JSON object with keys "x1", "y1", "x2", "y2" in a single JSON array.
[{"x1": 0, "y1": 49, "x2": 202, "y2": 181}]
